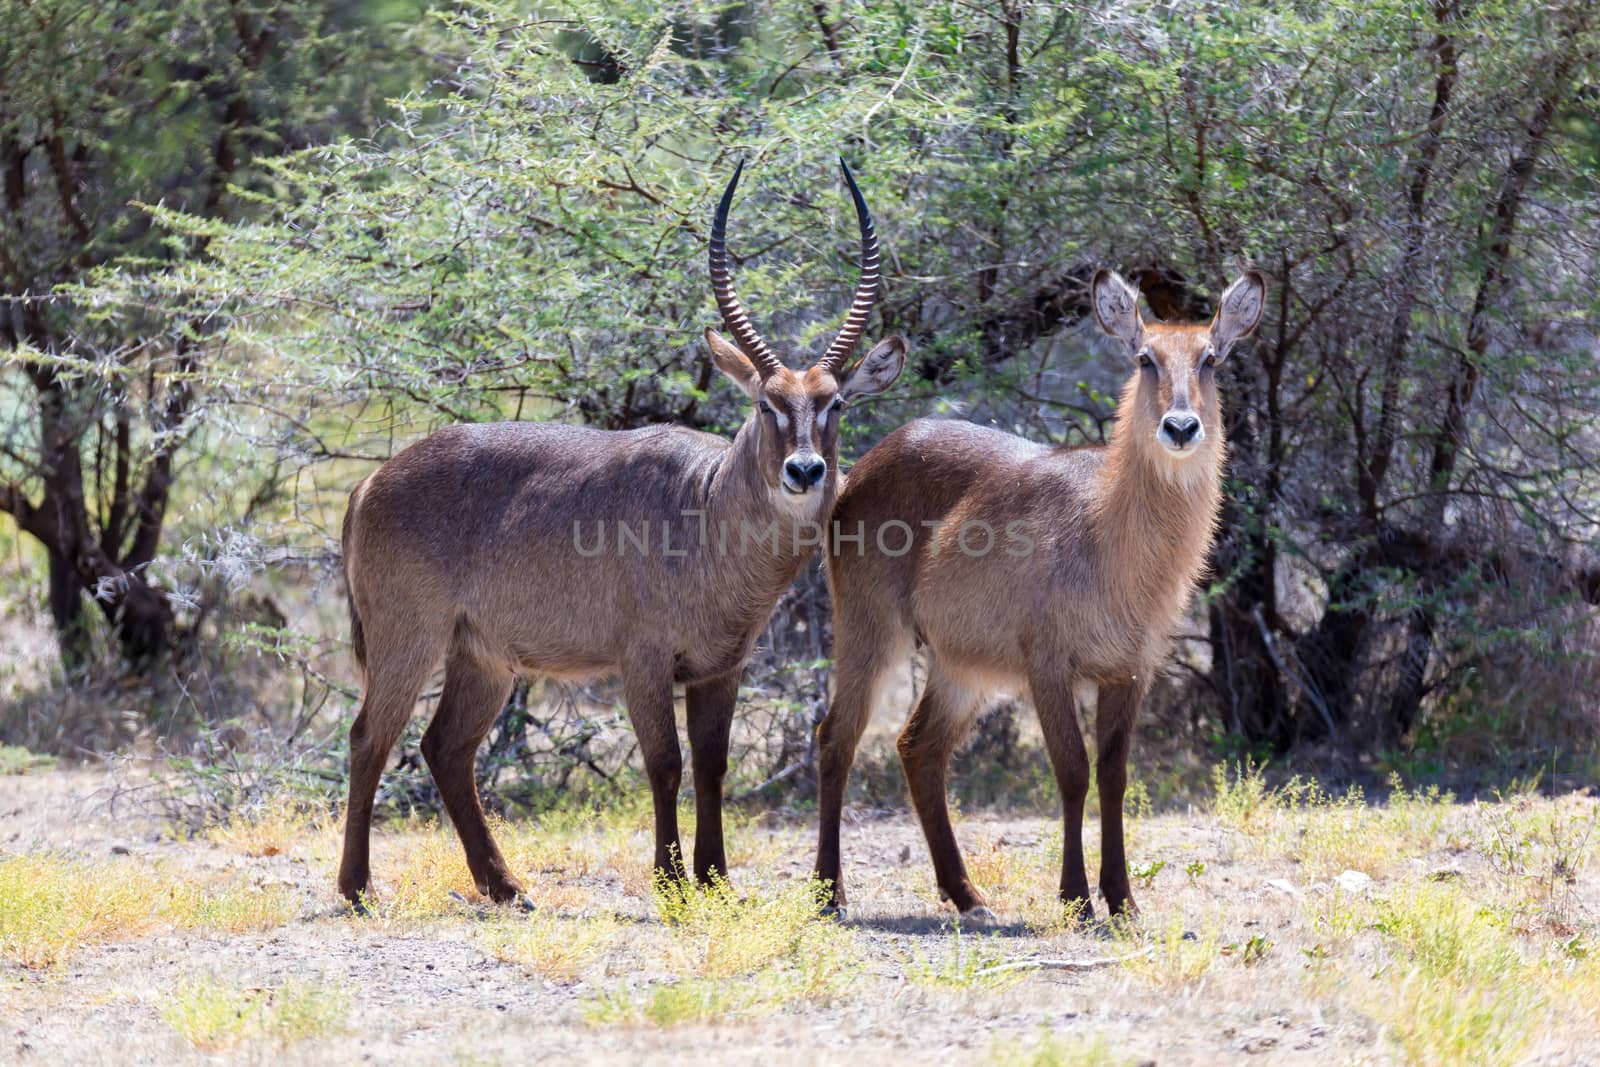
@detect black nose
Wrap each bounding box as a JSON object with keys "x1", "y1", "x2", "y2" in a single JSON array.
[
  {"x1": 784, "y1": 456, "x2": 827, "y2": 488},
  {"x1": 1162, "y1": 414, "x2": 1201, "y2": 447}
]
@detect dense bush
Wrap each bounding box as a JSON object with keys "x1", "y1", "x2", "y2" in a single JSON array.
[{"x1": 3, "y1": 0, "x2": 1598, "y2": 793}]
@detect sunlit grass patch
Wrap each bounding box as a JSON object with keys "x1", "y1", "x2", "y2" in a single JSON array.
[
  {"x1": 1365, "y1": 882, "x2": 1549, "y2": 1066},
  {"x1": 598, "y1": 821, "x2": 656, "y2": 897},
  {"x1": 582, "y1": 873, "x2": 859, "y2": 1026},
  {"x1": 347, "y1": 796, "x2": 670, "y2": 918},
  {"x1": 1211, "y1": 761, "x2": 1281, "y2": 831},
  {"x1": 902, "y1": 926, "x2": 1023, "y2": 992},
  {"x1": 1118, "y1": 913, "x2": 1219, "y2": 988},
  {"x1": 583, "y1": 974, "x2": 767, "y2": 1027},
  {"x1": 1212, "y1": 764, "x2": 1459, "y2": 883},
  {"x1": 365, "y1": 817, "x2": 482, "y2": 919},
  {"x1": 477, "y1": 910, "x2": 621, "y2": 981},
  {"x1": 182, "y1": 880, "x2": 300, "y2": 933},
  {"x1": 724, "y1": 808, "x2": 784, "y2": 871},
  {"x1": 1284, "y1": 784, "x2": 1380, "y2": 880},
  {"x1": 987, "y1": 1029, "x2": 1137, "y2": 1067},
  {"x1": 0, "y1": 853, "x2": 172, "y2": 968},
  {"x1": 1476, "y1": 792, "x2": 1598, "y2": 932},
  {"x1": 0, "y1": 852, "x2": 299, "y2": 967},
  {"x1": 496, "y1": 796, "x2": 656, "y2": 882},
  {"x1": 0, "y1": 744, "x2": 56, "y2": 775},
  {"x1": 652, "y1": 873, "x2": 843, "y2": 979},
  {"x1": 967, "y1": 837, "x2": 1023, "y2": 907},
  {"x1": 1022, "y1": 897, "x2": 1094, "y2": 941},
  {"x1": 162, "y1": 975, "x2": 348, "y2": 1050},
  {"x1": 582, "y1": 942, "x2": 857, "y2": 1029},
  {"x1": 207, "y1": 796, "x2": 333, "y2": 859}
]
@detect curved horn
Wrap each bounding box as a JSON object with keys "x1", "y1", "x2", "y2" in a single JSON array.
[
  {"x1": 817, "y1": 157, "x2": 882, "y2": 375},
  {"x1": 709, "y1": 159, "x2": 783, "y2": 379}
]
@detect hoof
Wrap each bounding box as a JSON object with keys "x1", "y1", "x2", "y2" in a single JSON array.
[
  {"x1": 958, "y1": 905, "x2": 1000, "y2": 928},
  {"x1": 820, "y1": 903, "x2": 849, "y2": 922},
  {"x1": 347, "y1": 896, "x2": 374, "y2": 918},
  {"x1": 515, "y1": 894, "x2": 536, "y2": 913}
]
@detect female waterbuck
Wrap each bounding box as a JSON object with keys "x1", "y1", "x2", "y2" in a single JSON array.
[
  {"x1": 338, "y1": 160, "x2": 907, "y2": 909},
  {"x1": 813, "y1": 268, "x2": 1265, "y2": 921}
]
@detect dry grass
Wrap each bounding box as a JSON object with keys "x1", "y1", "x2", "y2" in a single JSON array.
[
  {"x1": 0, "y1": 852, "x2": 298, "y2": 968},
  {"x1": 987, "y1": 1030, "x2": 1138, "y2": 1067},
  {"x1": 161, "y1": 975, "x2": 348, "y2": 1050},
  {"x1": 0, "y1": 744, "x2": 56, "y2": 775},
  {"x1": 476, "y1": 910, "x2": 622, "y2": 981},
  {"x1": 580, "y1": 875, "x2": 860, "y2": 1026},
  {"x1": 5, "y1": 764, "x2": 1600, "y2": 1063},
  {"x1": 206, "y1": 796, "x2": 334, "y2": 859}
]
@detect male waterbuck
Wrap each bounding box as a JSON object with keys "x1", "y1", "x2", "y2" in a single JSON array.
[
  {"x1": 338, "y1": 160, "x2": 907, "y2": 909},
  {"x1": 813, "y1": 268, "x2": 1265, "y2": 921}
]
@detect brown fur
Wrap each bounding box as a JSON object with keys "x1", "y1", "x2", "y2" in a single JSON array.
[
  {"x1": 812, "y1": 269, "x2": 1265, "y2": 920},
  {"x1": 336, "y1": 161, "x2": 907, "y2": 909},
  {"x1": 338, "y1": 337, "x2": 906, "y2": 908}
]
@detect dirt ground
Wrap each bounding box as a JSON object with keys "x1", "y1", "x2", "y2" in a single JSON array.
[{"x1": 2, "y1": 764, "x2": 1599, "y2": 1066}]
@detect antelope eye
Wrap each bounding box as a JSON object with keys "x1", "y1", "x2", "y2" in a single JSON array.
[
  {"x1": 757, "y1": 400, "x2": 774, "y2": 415},
  {"x1": 1201, "y1": 349, "x2": 1218, "y2": 368},
  {"x1": 1137, "y1": 350, "x2": 1155, "y2": 370}
]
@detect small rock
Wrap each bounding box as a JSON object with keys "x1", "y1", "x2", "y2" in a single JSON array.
[
  {"x1": 1426, "y1": 866, "x2": 1465, "y2": 882},
  {"x1": 1262, "y1": 878, "x2": 1301, "y2": 897},
  {"x1": 898, "y1": 844, "x2": 912, "y2": 864},
  {"x1": 1335, "y1": 870, "x2": 1374, "y2": 894},
  {"x1": 109, "y1": 845, "x2": 130, "y2": 856}
]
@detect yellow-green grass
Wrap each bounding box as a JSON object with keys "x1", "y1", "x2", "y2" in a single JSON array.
[
  {"x1": 349, "y1": 798, "x2": 769, "y2": 920},
  {"x1": 206, "y1": 795, "x2": 339, "y2": 860},
  {"x1": 476, "y1": 910, "x2": 623, "y2": 981},
  {"x1": 0, "y1": 744, "x2": 56, "y2": 775},
  {"x1": 162, "y1": 975, "x2": 348, "y2": 1050},
  {"x1": 580, "y1": 874, "x2": 859, "y2": 1026},
  {"x1": 902, "y1": 927, "x2": 1027, "y2": 992},
  {"x1": 987, "y1": 1030, "x2": 1138, "y2": 1067},
  {"x1": 0, "y1": 852, "x2": 299, "y2": 968}
]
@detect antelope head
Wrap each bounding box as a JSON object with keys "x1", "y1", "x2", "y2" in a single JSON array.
[
  {"x1": 705, "y1": 158, "x2": 907, "y2": 503},
  {"x1": 1091, "y1": 268, "x2": 1265, "y2": 473}
]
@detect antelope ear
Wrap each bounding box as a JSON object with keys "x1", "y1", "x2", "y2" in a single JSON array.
[
  {"x1": 839, "y1": 335, "x2": 907, "y2": 400},
  {"x1": 1090, "y1": 269, "x2": 1144, "y2": 352},
  {"x1": 1210, "y1": 271, "x2": 1266, "y2": 359},
  {"x1": 705, "y1": 327, "x2": 762, "y2": 400}
]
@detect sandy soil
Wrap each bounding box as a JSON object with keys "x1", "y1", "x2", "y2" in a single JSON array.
[{"x1": 2, "y1": 765, "x2": 1597, "y2": 1066}]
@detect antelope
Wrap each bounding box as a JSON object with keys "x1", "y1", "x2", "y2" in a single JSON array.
[
  {"x1": 337, "y1": 159, "x2": 907, "y2": 910},
  {"x1": 812, "y1": 268, "x2": 1265, "y2": 921}
]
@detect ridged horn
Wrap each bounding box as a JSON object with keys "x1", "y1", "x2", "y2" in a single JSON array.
[
  {"x1": 816, "y1": 157, "x2": 882, "y2": 375},
  {"x1": 708, "y1": 158, "x2": 783, "y2": 379}
]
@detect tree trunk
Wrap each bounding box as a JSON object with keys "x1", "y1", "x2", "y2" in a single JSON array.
[
  {"x1": 1208, "y1": 490, "x2": 1292, "y2": 752},
  {"x1": 45, "y1": 542, "x2": 90, "y2": 670}
]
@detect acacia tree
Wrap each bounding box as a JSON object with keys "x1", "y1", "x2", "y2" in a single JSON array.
[
  {"x1": 86, "y1": 0, "x2": 1600, "y2": 762},
  {"x1": 0, "y1": 0, "x2": 423, "y2": 670}
]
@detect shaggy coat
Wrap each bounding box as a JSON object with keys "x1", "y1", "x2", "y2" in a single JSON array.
[
  {"x1": 336, "y1": 158, "x2": 905, "y2": 909},
  {"x1": 813, "y1": 269, "x2": 1265, "y2": 919}
]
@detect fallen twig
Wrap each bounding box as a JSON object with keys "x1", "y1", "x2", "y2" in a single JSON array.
[{"x1": 974, "y1": 947, "x2": 1154, "y2": 977}]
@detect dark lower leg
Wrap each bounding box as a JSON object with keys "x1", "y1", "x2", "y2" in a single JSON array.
[
  {"x1": 1097, "y1": 682, "x2": 1142, "y2": 917},
  {"x1": 813, "y1": 661, "x2": 884, "y2": 909},
  {"x1": 624, "y1": 660, "x2": 686, "y2": 884},
  {"x1": 422, "y1": 658, "x2": 520, "y2": 902},
  {"x1": 687, "y1": 672, "x2": 738, "y2": 885},
  {"x1": 1032, "y1": 668, "x2": 1093, "y2": 919},
  {"x1": 898, "y1": 673, "x2": 984, "y2": 914},
  {"x1": 338, "y1": 703, "x2": 411, "y2": 906}
]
